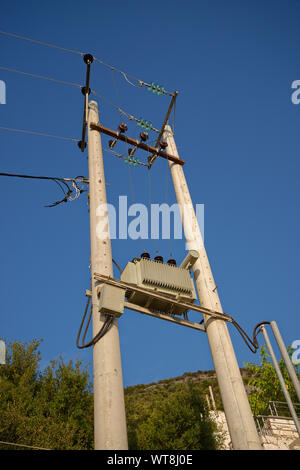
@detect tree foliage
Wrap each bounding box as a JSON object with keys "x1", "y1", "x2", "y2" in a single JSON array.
[
  {"x1": 125, "y1": 382, "x2": 223, "y2": 450},
  {"x1": 0, "y1": 339, "x2": 94, "y2": 450},
  {"x1": 244, "y1": 345, "x2": 300, "y2": 417},
  {"x1": 0, "y1": 339, "x2": 223, "y2": 450}
]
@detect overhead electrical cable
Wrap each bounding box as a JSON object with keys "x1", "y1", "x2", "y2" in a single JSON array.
[
  {"x1": 0, "y1": 440, "x2": 51, "y2": 450},
  {"x1": 0, "y1": 65, "x2": 160, "y2": 131},
  {"x1": 90, "y1": 90, "x2": 159, "y2": 131},
  {"x1": 103, "y1": 148, "x2": 148, "y2": 167},
  {"x1": 0, "y1": 30, "x2": 174, "y2": 95},
  {"x1": 0, "y1": 65, "x2": 82, "y2": 89},
  {"x1": 0, "y1": 29, "x2": 84, "y2": 56},
  {"x1": 0, "y1": 172, "x2": 88, "y2": 207},
  {"x1": 0, "y1": 125, "x2": 79, "y2": 142}
]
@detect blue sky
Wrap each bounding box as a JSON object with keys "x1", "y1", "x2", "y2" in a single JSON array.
[{"x1": 0, "y1": 0, "x2": 299, "y2": 388}]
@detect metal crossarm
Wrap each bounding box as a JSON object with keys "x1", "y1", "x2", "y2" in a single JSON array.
[{"x1": 89, "y1": 123, "x2": 185, "y2": 166}]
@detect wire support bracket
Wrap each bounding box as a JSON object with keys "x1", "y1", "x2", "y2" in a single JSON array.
[
  {"x1": 78, "y1": 53, "x2": 94, "y2": 152},
  {"x1": 148, "y1": 91, "x2": 178, "y2": 169}
]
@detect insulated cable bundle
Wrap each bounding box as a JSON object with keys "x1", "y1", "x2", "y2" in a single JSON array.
[
  {"x1": 0, "y1": 172, "x2": 87, "y2": 207},
  {"x1": 76, "y1": 294, "x2": 114, "y2": 349}
]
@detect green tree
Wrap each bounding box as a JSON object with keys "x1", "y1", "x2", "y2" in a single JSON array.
[
  {"x1": 129, "y1": 383, "x2": 221, "y2": 450},
  {"x1": 244, "y1": 345, "x2": 300, "y2": 417},
  {"x1": 0, "y1": 339, "x2": 94, "y2": 450}
]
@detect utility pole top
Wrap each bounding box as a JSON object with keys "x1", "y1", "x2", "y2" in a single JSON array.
[{"x1": 89, "y1": 100, "x2": 98, "y2": 111}]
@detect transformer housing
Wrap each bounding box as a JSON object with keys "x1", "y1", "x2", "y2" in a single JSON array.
[{"x1": 120, "y1": 257, "x2": 197, "y2": 315}]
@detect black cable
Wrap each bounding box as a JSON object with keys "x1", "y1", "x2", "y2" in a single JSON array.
[
  {"x1": 112, "y1": 258, "x2": 123, "y2": 275},
  {"x1": 252, "y1": 321, "x2": 271, "y2": 347},
  {"x1": 231, "y1": 320, "x2": 258, "y2": 354},
  {"x1": 0, "y1": 171, "x2": 72, "y2": 181},
  {"x1": 0, "y1": 172, "x2": 87, "y2": 207},
  {"x1": 76, "y1": 295, "x2": 114, "y2": 349},
  {"x1": 231, "y1": 319, "x2": 271, "y2": 354}
]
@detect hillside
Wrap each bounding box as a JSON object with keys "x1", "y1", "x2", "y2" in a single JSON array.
[
  {"x1": 125, "y1": 368, "x2": 253, "y2": 412},
  {"x1": 124, "y1": 368, "x2": 254, "y2": 449}
]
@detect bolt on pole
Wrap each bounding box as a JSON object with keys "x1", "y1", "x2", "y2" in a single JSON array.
[
  {"x1": 164, "y1": 124, "x2": 262, "y2": 450},
  {"x1": 87, "y1": 101, "x2": 128, "y2": 450}
]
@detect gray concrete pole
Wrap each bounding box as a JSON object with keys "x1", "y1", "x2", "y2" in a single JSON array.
[
  {"x1": 87, "y1": 101, "x2": 128, "y2": 450},
  {"x1": 261, "y1": 325, "x2": 300, "y2": 436},
  {"x1": 164, "y1": 125, "x2": 262, "y2": 450},
  {"x1": 270, "y1": 321, "x2": 300, "y2": 403}
]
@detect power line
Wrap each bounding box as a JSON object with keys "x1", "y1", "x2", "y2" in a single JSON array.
[
  {"x1": 0, "y1": 65, "x2": 160, "y2": 131},
  {"x1": 0, "y1": 125, "x2": 79, "y2": 142},
  {"x1": 90, "y1": 89, "x2": 159, "y2": 131},
  {"x1": 103, "y1": 148, "x2": 148, "y2": 167},
  {"x1": 0, "y1": 171, "x2": 86, "y2": 183},
  {"x1": 0, "y1": 172, "x2": 88, "y2": 207},
  {"x1": 0, "y1": 65, "x2": 82, "y2": 89},
  {"x1": 0, "y1": 29, "x2": 84, "y2": 56},
  {"x1": 0, "y1": 440, "x2": 51, "y2": 450},
  {"x1": 93, "y1": 56, "x2": 174, "y2": 96},
  {"x1": 0, "y1": 30, "x2": 175, "y2": 96}
]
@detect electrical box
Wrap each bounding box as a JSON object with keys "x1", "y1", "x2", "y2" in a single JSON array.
[
  {"x1": 98, "y1": 284, "x2": 125, "y2": 318},
  {"x1": 121, "y1": 257, "x2": 197, "y2": 316}
]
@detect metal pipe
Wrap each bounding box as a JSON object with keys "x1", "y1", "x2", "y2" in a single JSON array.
[
  {"x1": 261, "y1": 325, "x2": 300, "y2": 436},
  {"x1": 179, "y1": 249, "x2": 199, "y2": 270},
  {"x1": 270, "y1": 321, "x2": 300, "y2": 403}
]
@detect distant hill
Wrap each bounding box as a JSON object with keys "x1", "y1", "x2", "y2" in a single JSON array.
[
  {"x1": 125, "y1": 368, "x2": 254, "y2": 413},
  {"x1": 124, "y1": 369, "x2": 236, "y2": 450}
]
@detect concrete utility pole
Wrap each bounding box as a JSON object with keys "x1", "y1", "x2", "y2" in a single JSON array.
[
  {"x1": 164, "y1": 125, "x2": 262, "y2": 450},
  {"x1": 87, "y1": 100, "x2": 128, "y2": 450}
]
